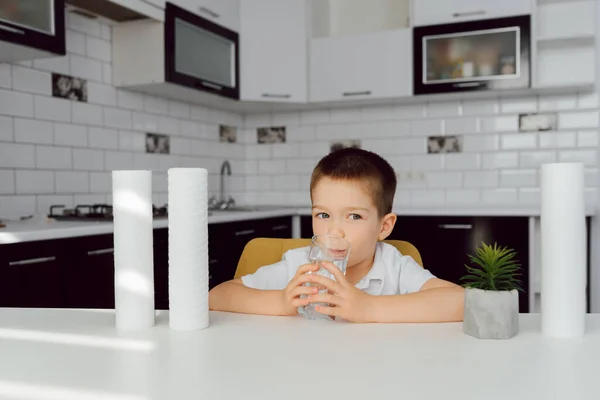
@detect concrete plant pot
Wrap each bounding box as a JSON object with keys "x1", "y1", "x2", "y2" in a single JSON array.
[{"x1": 463, "y1": 288, "x2": 519, "y2": 340}]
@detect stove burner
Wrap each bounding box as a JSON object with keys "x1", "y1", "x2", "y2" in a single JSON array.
[{"x1": 48, "y1": 204, "x2": 168, "y2": 221}]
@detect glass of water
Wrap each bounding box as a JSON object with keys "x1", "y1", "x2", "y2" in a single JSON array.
[{"x1": 297, "y1": 234, "x2": 351, "y2": 321}]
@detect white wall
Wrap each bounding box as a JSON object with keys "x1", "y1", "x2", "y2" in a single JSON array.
[{"x1": 0, "y1": 11, "x2": 244, "y2": 219}]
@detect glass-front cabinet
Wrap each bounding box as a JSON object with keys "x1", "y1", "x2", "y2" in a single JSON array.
[{"x1": 0, "y1": 0, "x2": 66, "y2": 62}]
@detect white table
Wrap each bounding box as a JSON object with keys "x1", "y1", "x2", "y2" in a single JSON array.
[{"x1": 0, "y1": 309, "x2": 599, "y2": 400}]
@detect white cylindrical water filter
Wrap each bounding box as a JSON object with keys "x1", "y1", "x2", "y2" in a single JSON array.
[
  {"x1": 112, "y1": 170, "x2": 155, "y2": 331},
  {"x1": 540, "y1": 162, "x2": 586, "y2": 338},
  {"x1": 168, "y1": 168, "x2": 209, "y2": 331}
]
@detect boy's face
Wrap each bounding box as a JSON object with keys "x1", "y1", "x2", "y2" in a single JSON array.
[{"x1": 311, "y1": 177, "x2": 396, "y2": 269}]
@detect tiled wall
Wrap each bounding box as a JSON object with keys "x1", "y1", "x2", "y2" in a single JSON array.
[
  {"x1": 0, "y1": 12, "x2": 243, "y2": 219},
  {"x1": 240, "y1": 95, "x2": 599, "y2": 208}
]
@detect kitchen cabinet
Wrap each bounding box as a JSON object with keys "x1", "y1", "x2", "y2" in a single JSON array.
[
  {"x1": 411, "y1": 0, "x2": 533, "y2": 27},
  {"x1": 240, "y1": 0, "x2": 308, "y2": 103},
  {"x1": 309, "y1": 29, "x2": 412, "y2": 103},
  {"x1": 0, "y1": 239, "x2": 65, "y2": 308},
  {"x1": 170, "y1": 0, "x2": 239, "y2": 31},
  {"x1": 0, "y1": 0, "x2": 65, "y2": 63}
]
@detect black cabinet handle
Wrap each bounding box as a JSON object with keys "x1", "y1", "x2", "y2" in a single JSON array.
[
  {"x1": 452, "y1": 10, "x2": 485, "y2": 18},
  {"x1": 438, "y1": 224, "x2": 473, "y2": 230},
  {"x1": 199, "y1": 6, "x2": 220, "y2": 18},
  {"x1": 9, "y1": 256, "x2": 56, "y2": 266},
  {"x1": 343, "y1": 91, "x2": 371, "y2": 97},
  {"x1": 262, "y1": 93, "x2": 291, "y2": 99},
  {"x1": 87, "y1": 248, "x2": 114, "y2": 256},
  {"x1": 209, "y1": 259, "x2": 218, "y2": 265},
  {"x1": 0, "y1": 23, "x2": 24, "y2": 35},
  {"x1": 235, "y1": 229, "x2": 255, "y2": 236},
  {"x1": 272, "y1": 225, "x2": 289, "y2": 231}
]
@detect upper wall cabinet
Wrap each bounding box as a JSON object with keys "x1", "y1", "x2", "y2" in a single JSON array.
[
  {"x1": 170, "y1": 0, "x2": 239, "y2": 31},
  {"x1": 0, "y1": 0, "x2": 66, "y2": 62},
  {"x1": 66, "y1": 0, "x2": 164, "y2": 22},
  {"x1": 240, "y1": 0, "x2": 308, "y2": 103},
  {"x1": 309, "y1": 0, "x2": 412, "y2": 103},
  {"x1": 412, "y1": 0, "x2": 533, "y2": 27}
]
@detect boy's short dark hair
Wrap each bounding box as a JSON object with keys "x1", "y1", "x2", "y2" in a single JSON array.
[{"x1": 310, "y1": 148, "x2": 397, "y2": 217}]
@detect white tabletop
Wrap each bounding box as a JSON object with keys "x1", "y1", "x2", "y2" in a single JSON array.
[{"x1": 0, "y1": 309, "x2": 599, "y2": 400}]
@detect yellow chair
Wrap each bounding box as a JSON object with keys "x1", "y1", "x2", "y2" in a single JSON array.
[{"x1": 234, "y1": 238, "x2": 423, "y2": 279}]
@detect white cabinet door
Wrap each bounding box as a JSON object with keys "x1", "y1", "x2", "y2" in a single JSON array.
[
  {"x1": 412, "y1": 0, "x2": 532, "y2": 27},
  {"x1": 173, "y1": 0, "x2": 239, "y2": 31},
  {"x1": 310, "y1": 29, "x2": 412, "y2": 103},
  {"x1": 240, "y1": 0, "x2": 308, "y2": 103}
]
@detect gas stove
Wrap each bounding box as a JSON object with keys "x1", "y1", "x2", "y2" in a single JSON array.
[{"x1": 48, "y1": 204, "x2": 168, "y2": 221}]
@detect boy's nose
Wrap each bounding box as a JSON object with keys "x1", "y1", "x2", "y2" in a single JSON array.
[{"x1": 327, "y1": 225, "x2": 345, "y2": 239}]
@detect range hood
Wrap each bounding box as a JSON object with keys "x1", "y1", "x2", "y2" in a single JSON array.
[{"x1": 65, "y1": 0, "x2": 163, "y2": 22}]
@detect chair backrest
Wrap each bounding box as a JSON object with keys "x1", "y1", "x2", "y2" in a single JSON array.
[{"x1": 234, "y1": 237, "x2": 423, "y2": 279}]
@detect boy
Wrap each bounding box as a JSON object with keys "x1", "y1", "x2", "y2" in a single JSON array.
[{"x1": 209, "y1": 148, "x2": 464, "y2": 323}]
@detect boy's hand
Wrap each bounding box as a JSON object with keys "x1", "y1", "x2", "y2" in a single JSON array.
[
  {"x1": 306, "y1": 261, "x2": 375, "y2": 323},
  {"x1": 279, "y1": 263, "x2": 321, "y2": 316}
]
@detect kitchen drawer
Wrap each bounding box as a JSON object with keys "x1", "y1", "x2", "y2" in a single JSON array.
[{"x1": 412, "y1": 0, "x2": 533, "y2": 27}]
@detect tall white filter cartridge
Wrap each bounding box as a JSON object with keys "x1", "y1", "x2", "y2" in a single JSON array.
[
  {"x1": 168, "y1": 168, "x2": 210, "y2": 331},
  {"x1": 540, "y1": 162, "x2": 586, "y2": 338},
  {"x1": 112, "y1": 170, "x2": 155, "y2": 331}
]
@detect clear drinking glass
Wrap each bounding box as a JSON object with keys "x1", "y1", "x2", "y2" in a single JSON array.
[{"x1": 297, "y1": 234, "x2": 351, "y2": 321}]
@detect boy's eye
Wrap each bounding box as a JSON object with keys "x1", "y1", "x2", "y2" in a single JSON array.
[
  {"x1": 315, "y1": 212, "x2": 329, "y2": 219},
  {"x1": 349, "y1": 214, "x2": 362, "y2": 220}
]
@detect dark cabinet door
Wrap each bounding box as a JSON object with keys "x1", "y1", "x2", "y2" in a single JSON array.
[
  {"x1": 300, "y1": 215, "x2": 313, "y2": 238},
  {"x1": 153, "y1": 228, "x2": 169, "y2": 310},
  {"x1": 64, "y1": 234, "x2": 115, "y2": 309},
  {"x1": 260, "y1": 217, "x2": 293, "y2": 239},
  {"x1": 0, "y1": 240, "x2": 65, "y2": 308}
]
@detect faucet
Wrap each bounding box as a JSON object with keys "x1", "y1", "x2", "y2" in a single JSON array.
[{"x1": 210, "y1": 160, "x2": 235, "y2": 210}]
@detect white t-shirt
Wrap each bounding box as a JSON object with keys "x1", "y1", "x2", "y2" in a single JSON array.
[{"x1": 241, "y1": 242, "x2": 435, "y2": 295}]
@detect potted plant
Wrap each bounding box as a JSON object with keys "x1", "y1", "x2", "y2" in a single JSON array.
[{"x1": 460, "y1": 242, "x2": 523, "y2": 340}]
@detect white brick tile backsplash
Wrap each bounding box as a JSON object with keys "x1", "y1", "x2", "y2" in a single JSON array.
[
  {"x1": 445, "y1": 154, "x2": 480, "y2": 170},
  {"x1": 0, "y1": 196, "x2": 36, "y2": 218},
  {"x1": 14, "y1": 118, "x2": 53, "y2": 144},
  {"x1": 0, "y1": 89, "x2": 34, "y2": 117},
  {"x1": 70, "y1": 54, "x2": 103, "y2": 82},
  {"x1": 16, "y1": 170, "x2": 54, "y2": 194},
  {"x1": 259, "y1": 160, "x2": 286, "y2": 175},
  {"x1": 462, "y1": 99, "x2": 498, "y2": 116},
  {"x1": 36, "y1": 146, "x2": 72, "y2": 170},
  {"x1": 539, "y1": 95, "x2": 577, "y2": 111},
  {"x1": 300, "y1": 110, "x2": 330, "y2": 125},
  {"x1": 119, "y1": 130, "x2": 145, "y2": 152},
  {"x1": 393, "y1": 189, "x2": 411, "y2": 206},
  {"x1": 411, "y1": 119, "x2": 443, "y2": 136},
  {"x1": 519, "y1": 151, "x2": 557, "y2": 168},
  {"x1": 36, "y1": 195, "x2": 74, "y2": 214},
  {"x1": 190, "y1": 106, "x2": 208, "y2": 122},
  {"x1": 66, "y1": 30, "x2": 86, "y2": 55},
  {"x1": 90, "y1": 172, "x2": 111, "y2": 193},
  {"x1": 500, "y1": 97, "x2": 538, "y2": 113},
  {"x1": 132, "y1": 112, "x2": 159, "y2": 132},
  {"x1": 133, "y1": 153, "x2": 159, "y2": 170},
  {"x1": 12, "y1": 67, "x2": 51, "y2": 95},
  {"x1": 585, "y1": 188, "x2": 598, "y2": 205},
  {"x1": 33, "y1": 56, "x2": 70, "y2": 75},
  {"x1": 585, "y1": 168, "x2": 597, "y2": 187},
  {"x1": 331, "y1": 107, "x2": 361, "y2": 123},
  {"x1": 169, "y1": 137, "x2": 191, "y2": 156},
  {"x1": 316, "y1": 124, "x2": 346, "y2": 140},
  {"x1": 558, "y1": 150, "x2": 597, "y2": 166},
  {"x1": 272, "y1": 175, "x2": 301, "y2": 191},
  {"x1": 272, "y1": 112, "x2": 301, "y2": 126},
  {"x1": 411, "y1": 155, "x2": 444, "y2": 171},
  {"x1": 259, "y1": 192, "x2": 287, "y2": 205},
  {"x1": 411, "y1": 190, "x2": 445, "y2": 205},
  {"x1": 190, "y1": 140, "x2": 209, "y2": 156},
  {"x1": 117, "y1": 90, "x2": 145, "y2": 111},
  {"x1": 54, "y1": 123, "x2": 87, "y2": 147},
  {"x1": 286, "y1": 159, "x2": 315, "y2": 174},
  {"x1": 464, "y1": 171, "x2": 499, "y2": 188},
  {"x1": 362, "y1": 139, "x2": 396, "y2": 156},
  {"x1": 559, "y1": 111, "x2": 599, "y2": 129},
  {"x1": 237, "y1": 160, "x2": 258, "y2": 175},
  {"x1": 246, "y1": 144, "x2": 271, "y2": 159},
  {"x1": 102, "y1": 63, "x2": 112, "y2": 85},
  {"x1": 0, "y1": 116, "x2": 13, "y2": 141},
  {"x1": 501, "y1": 170, "x2": 537, "y2": 187},
  {"x1": 395, "y1": 138, "x2": 425, "y2": 154},
  {"x1": 577, "y1": 130, "x2": 599, "y2": 147},
  {"x1": 203, "y1": 123, "x2": 219, "y2": 140},
  {"x1": 480, "y1": 116, "x2": 518, "y2": 132},
  {"x1": 0, "y1": 143, "x2": 34, "y2": 168},
  {"x1": 394, "y1": 104, "x2": 426, "y2": 119},
  {"x1": 445, "y1": 117, "x2": 478, "y2": 134},
  {"x1": 74, "y1": 194, "x2": 106, "y2": 205},
  {"x1": 168, "y1": 101, "x2": 191, "y2": 119},
  {"x1": 72, "y1": 102, "x2": 103, "y2": 126},
  {"x1": 35, "y1": 96, "x2": 71, "y2": 122},
  {"x1": 539, "y1": 131, "x2": 576, "y2": 149},
  {"x1": 426, "y1": 172, "x2": 462, "y2": 188},
  {"x1": 446, "y1": 189, "x2": 480, "y2": 204},
  {"x1": 578, "y1": 92, "x2": 599, "y2": 109},
  {"x1": 245, "y1": 176, "x2": 271, "y2": 191},
  {"x1": 482, "y1": 152, "x2": 519, "y2": 169},
  {"x1": 89, "y1": 127, "x2": 119, "y2": 149},
  {"x1": 244, "y1": 113, "x2": 271, "y2": 128},
  {"x1": 361, "y1": 105, "x2": 394, "y2": 121},
  {"x1": 105, "y1": 151, "x2": 134, "y2": 170},
  {"x1": 463, "y1": 134, "x2": 498, "y2": 152},
  {"x1": 427, "y1": 101, "x2": 460, "y2": 117},
  {"x1": 299, "y1": 142, "x2": 327, "y2": 158},
  {"x1": 144, "y1": 96, "x2": 169, "y2": 115},
  {"x1": 0, "y1": 64, "x2": 11, "y2": 89},
  {"x1": 86, "y1": 37, "x2": 111, "y2": 62},
  {"x1": 56, "y1": 171, "x2": 89, "y2": 193},
  {"x1": 73, "y1": 149, "x2": 104, "y2": 171},
  {"x1": 0, "y1": 170, "x2": 15, "y2": 194},
  {"x1": 387, "y1": 156, "x2": 411, "y2": 172},
  {"x1": 518, "y1": 188, "x2": 540, "y2": 204},
  {"x1": 88, "y1": 82, "x2": 117, "y2": 106},
  {"x1": 285, "y1": 190, "x2": 311, "y2": 206},
  {"x1": 481, "y1": 188, "x2": 518, "y2": 204},
  {"x1": 67, "y1": 12, "x2": 101, "y2": 36},
  {"x1": 157, "y1": 116, "x2": 178, "y2": 135},
  {"x1": 272, "y1": 143, "x2": 300, "y2": 159},
  {"x1": 157, "y1": 155, "x2": 181, "y2": 172},
  {"x1": 104, "y1": 108, "x2": 132, "y2": 130},
  {"x1": 376, "y1": 121, "x2": 411, "y2": 138},
  {"x1": 501, "y1": 133, "x2": 537, "y2": 150}
]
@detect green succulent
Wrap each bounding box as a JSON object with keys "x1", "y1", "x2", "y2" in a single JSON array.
[{"x1": 460, "y1": 242, "x2": 523, "y2": 292}]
